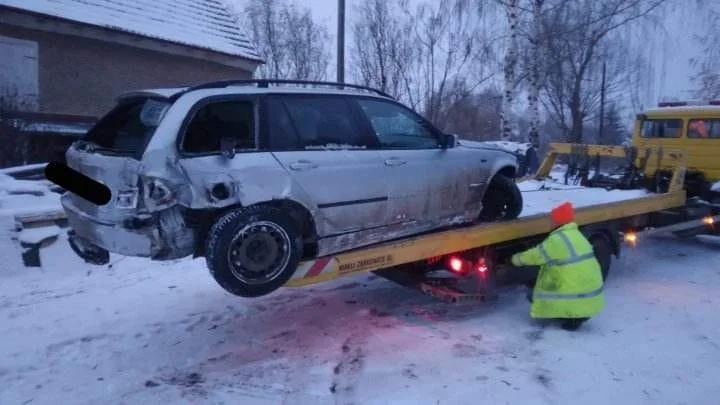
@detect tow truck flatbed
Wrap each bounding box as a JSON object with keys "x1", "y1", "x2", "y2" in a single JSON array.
[{"x1": 285, "y1": 143, "x2": 712, "y2": 294}]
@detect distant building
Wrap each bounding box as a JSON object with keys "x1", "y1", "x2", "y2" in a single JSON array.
[{"x1": 0, "y1": 0, "x2": 263, "y2": 117}]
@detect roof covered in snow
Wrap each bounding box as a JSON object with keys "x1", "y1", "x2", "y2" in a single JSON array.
[{"x1": 0, "y1": 0, "x2": 262, "y2": 62}]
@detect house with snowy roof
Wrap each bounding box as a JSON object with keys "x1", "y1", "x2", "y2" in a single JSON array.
[{"x1": 0, "y1": 0, "x2": 263, "y2": 117}]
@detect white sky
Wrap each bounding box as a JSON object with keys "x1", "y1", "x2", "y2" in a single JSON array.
[{"x1": 253, "y1": 0, "x2": 702, "y2": 109}]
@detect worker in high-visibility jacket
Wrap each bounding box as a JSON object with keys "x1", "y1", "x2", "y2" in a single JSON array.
[{"x1": 510, "y1": 201, "x2": 605, "y2": 331}]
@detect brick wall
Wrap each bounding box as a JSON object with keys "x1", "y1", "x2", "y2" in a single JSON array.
[{"x1": 0, "y1": 24, "x2": 253, "y2": 117}]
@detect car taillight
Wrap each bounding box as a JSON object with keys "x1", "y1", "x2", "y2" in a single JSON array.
[
  {"x1": 476, "y1": 257, "x2": 488, "y2": 273},
  {"x1": 449, "y1": 256, "x2": 465, "y2": 273},
  {"x1": 142, "y1": 177, "x2": 176, "y2": 209},
  {"x1": 148, "y1": 180, "x2": 172, "y2": 203}
]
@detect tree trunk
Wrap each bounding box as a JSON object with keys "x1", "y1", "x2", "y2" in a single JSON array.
[
  {"x1": 570, "y1": 93, "x2": 584, "y2": 144},
  {"x1": 528, "y1": 0, "x2": 543, "y2": 148},
  {"x1": 501, "y1": 0, "x2": 520, "y2": 141}
]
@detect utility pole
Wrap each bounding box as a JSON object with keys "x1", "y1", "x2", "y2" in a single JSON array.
[
  {"x1": 337, "y1": 0, "x2": 345, "y2": 83},
  {"x1": 598, "y1": 61, "x2": 606, "y2": 144}
]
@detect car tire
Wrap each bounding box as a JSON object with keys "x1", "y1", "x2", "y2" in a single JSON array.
[
  {"x1": 478, "y1": 174, "x2": 524, "y2": 221},
  {"x1": 205, "y1": 205, "x2": 303, "y2": 298}
]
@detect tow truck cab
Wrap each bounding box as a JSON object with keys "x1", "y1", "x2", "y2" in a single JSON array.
[{"x1": 632, "y1": 100, "x2": 720, "y2": 200}]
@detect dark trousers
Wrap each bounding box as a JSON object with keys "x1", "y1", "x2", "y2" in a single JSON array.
[{"x1": 560, "y1": 317, "x2": 589, "y2": 331}]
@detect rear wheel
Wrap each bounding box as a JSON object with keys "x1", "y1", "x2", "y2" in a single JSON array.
[
  {"x1": 205, "y1": 205, "x2": 302, "y2": 297},
  {"x1": 590, "y1": 235, "x2": 612, "y2": 281},
  {"x1": 478, "y1": 174, "x2": 523, "y2": 221}
]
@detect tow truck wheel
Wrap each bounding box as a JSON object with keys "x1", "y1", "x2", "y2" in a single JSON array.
[
  {"x1": 478, "y1": 174, "x2": 524, "y2": 222},
  {"x1": 205, "y1": 205, "x2": 303, "y2": 298},
  {"x1": 590, "y1": 235, "x2": 612, "y2": 281}
]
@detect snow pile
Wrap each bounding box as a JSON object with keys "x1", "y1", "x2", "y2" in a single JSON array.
[
  {"x1": 18, "y1": 225, "x2": 61, "y2": 245},
  {"x1": 0, "y1": 210, "x2": 25, "y2": 276},
  {"x1": 0, "y1": 173, "x2": 64, "y2": 275},
  {"x1": 0, "y1": 173, "x2": 62, "y2": 219},
  {"x1": 0, "y1": 163, "x2": 48, "y2": 176},
  {"x1": 517, "y1": 172, "x2": 649, "y2": 217}
]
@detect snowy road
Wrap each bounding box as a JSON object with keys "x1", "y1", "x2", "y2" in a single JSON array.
[{"x1": 2, "y1": 232, "x2": 720, "y2": 405}]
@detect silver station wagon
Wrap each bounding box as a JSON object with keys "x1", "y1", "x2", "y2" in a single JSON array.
[{"x1": 62, "y1": 80, "x2": 523, "y2": 297}]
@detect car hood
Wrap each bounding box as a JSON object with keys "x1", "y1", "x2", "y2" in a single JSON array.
[{"x1": 456, "y1": 139, "x2": 523, "y2": 157}]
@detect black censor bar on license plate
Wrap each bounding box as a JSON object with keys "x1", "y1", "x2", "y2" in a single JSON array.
[{"x1": 45, "y1": 161, "x2": 111, "y2": 205}]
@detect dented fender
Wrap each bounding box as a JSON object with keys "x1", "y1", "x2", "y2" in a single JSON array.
[{"x1": 169, "y1": 152, "x2": 327, "y2": 234}]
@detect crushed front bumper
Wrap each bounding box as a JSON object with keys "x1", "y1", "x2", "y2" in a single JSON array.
[{"x1": 61, "y1": 193, "x2": 194, "y2": 260}]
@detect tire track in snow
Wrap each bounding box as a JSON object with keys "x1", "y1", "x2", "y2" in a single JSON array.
[{"x1": 329, "y1": 334, "x2": 366, "y2": 405}]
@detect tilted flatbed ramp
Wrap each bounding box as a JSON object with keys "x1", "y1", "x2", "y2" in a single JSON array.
[{"x1": 286, "y1": 143, "x2": 688, "y2": 288}]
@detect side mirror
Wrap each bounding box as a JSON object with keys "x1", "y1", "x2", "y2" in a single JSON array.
[
  {"x1": 220, "y1": 137, "x2": 236, "y2": 159},
  {"x1": 441, "y1": 133, "x2": 458, "y2": 149}
]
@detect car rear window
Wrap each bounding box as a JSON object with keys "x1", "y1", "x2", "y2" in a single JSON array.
[{"x1": 84, "y1": 97, "x2": 171, "y2": 156}]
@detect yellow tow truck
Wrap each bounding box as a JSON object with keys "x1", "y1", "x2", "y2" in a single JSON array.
[{"x1": 277, "y1": 103, "x2": 720, "y2": 302}]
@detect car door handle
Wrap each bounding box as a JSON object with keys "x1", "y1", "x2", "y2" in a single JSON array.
[
  {"x1": 384, "y1": 157, "x2": 407, "y2": 167},
  {"x1": 289, "y1": 160, "x2": 318, "y2": 171}
]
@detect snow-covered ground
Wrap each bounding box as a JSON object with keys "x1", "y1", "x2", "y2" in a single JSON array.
[
  {"x1": 2, "y1": 230, "x2": 720, "y2": 404},
  {"x1": 519, "y1": 167, "x2": 650, "y2": 216},
  {"x1": 1, "y1": 167, "x2": 719, "y2": 404}
]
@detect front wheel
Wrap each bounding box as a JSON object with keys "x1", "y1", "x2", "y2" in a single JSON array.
[
  {"x1": 205, "y1": 205, "x2": 303, "y2": 298},
  {"x1": 478, "y1": 174, "x2": 524, "y2": 222}
]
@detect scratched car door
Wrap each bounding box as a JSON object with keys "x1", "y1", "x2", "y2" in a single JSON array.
[
  {"x1": 352, "y1": 97, "x2": 471, "y2": 225},
  {"x1": 268, "y1": 94, "x2": 390, "y2": 236}
]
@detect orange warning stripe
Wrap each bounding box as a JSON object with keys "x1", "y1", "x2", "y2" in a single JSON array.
[{"x1": 289, "y1": 256, "x2": 337, "y2": 284}]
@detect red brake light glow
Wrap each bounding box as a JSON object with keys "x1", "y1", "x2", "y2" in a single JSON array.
[
  {"x1": 476, "y1": 257, "x2": 488, "y2": 273},
  {"x1": 449, "y1": 257, "x2": 464, "y2": 273}
]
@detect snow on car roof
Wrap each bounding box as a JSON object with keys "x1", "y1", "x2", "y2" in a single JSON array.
[{"x1": 0, "y1": 0, "x2": 262, "y2": 61}]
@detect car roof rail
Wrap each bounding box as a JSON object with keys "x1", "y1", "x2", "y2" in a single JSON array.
[{"x1": 170, "y1": 79, "x2": 394, "y2": 100}]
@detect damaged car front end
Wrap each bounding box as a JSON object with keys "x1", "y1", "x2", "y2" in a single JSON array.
[{"x1": 62, "y1": 93, "x2": 195, "y2": 265}]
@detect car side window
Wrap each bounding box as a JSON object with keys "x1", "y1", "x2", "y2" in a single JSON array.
[
  {"x1": 282, "y1": 96, "x2": 369, "y2": 149},
  {"x1": 357, "y1": 99, "x2": 438, "y2": 149},
  {"x1": 181, "y1": 100, "x2": 255, "y2": 154},
  {"x1": 267, "y1": 97, "x2": 299, "y2": 150},
  {"x1": 688, "y1": 119, "x2": 720, "y2": 138},
  {"x1": 640, "y1": 119, "x2": 682, "y2": 138}
]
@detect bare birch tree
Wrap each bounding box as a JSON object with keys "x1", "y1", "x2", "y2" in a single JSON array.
[
  {"x1": 691, "y1": 1, "x2": 720, "y2": 98},
  {"x1": 351, "y1": 0, "x2": 411, "y2": 99},
  {"x1": 527, "y1": 0, "x2": 544, "y2": 148},
  {"x1": 240, "y1": 0, "x2": 331, "y2": 80},
  {"x1": 500, "y1": 0, "x2": 520, "y2": 141},
  {"x1": 538, "y1": 0, "x2": 666, "y2": 143},
  {"x1": 399, "y1": 0, "x2": 498, "y2": 126}
]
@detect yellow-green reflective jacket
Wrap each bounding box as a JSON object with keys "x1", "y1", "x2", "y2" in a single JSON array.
[{"x1": 511, "y1": 222, "x2": 605, "y2": 319}]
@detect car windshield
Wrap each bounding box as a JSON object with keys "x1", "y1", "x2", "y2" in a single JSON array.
[{"x1": 83, "y1": 97, "x2": 171, "y2": 156}]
